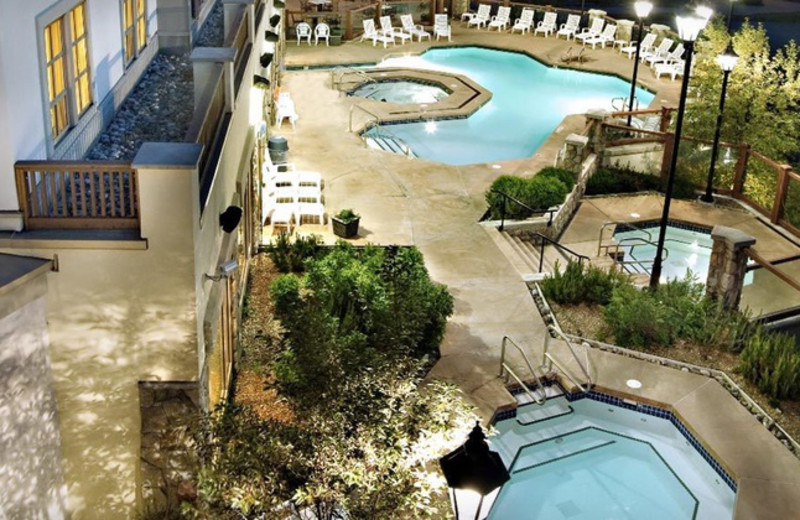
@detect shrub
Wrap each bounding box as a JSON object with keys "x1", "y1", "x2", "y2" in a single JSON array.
[
  {"x1": 537, "y1": 167, "x2": 576, "y2": 190},
  {"x1": 603, "y1": 284, "x2": 674, "y2": 348},
  {"x1": 266, "y1": 233, "x2": 322, "y2": 273},
  {"x1": 586, "y1": 167, "x2": 697, "y2": 198},
  {"x1": 485, "y1": 172, "x2": 570, "y2": 220},
  {"x1": 739, "y1": 328, "x2": 800, "y2": 400},
  {"x1": 541, "y1": 260, "x2": 630, "y2": 305}
]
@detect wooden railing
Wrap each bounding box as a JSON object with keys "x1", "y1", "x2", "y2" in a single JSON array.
[
  {"x1": 14, "y1": 161, "x2": 139, "y2": 230},
  {"x1": 226, "y1": 7, "x2": 251, "y2": 96}
]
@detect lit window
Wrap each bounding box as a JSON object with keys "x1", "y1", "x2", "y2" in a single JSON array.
[
  {"x1": 43, "y1": 2, "x2": 92, "y2": 141},
  {"x1": 122, "y1": 0, "x2": 147, "y2": 66}
]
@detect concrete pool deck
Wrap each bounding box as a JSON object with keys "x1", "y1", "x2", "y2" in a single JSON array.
[{"x1": 274, "y1": 25, "x2": 800, "y2": 518}]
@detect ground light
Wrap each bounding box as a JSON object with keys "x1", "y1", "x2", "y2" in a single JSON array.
[
  {"x1": 627, "y1": 1, "x2": 653, "y2": 126},
  {"x1": 650, "y1": 12, "x2": 711, "y2": 289},
  {"x1": 440, "y1": 421, "x2": 510, "y2": 520},
  {"x1": 701, "y1": 44, "x2": 739, "y2": 203}
]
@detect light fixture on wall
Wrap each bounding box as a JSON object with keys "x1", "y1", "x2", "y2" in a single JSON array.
[
  {"x1": 205, "y1": 259, "x2": 239, "y2": 281},
  {"x1": 253, "y1": 74, "x2": 270, "y2": 87},
  {"x1": 260, "y1": 52, "x2": 274, "y2": 68},
  {"x1": 270, "y1": 14, "x2": 281, "y2": 27},
  {"x1": 219, "y1": 205, "x2": 243, "y2": 233},
  {"x1": 265, "y1": 30, "x2": 280, "y2": 42},
  {"x1": 274, "y1": 0, "x2": 286, "y2": 8}
]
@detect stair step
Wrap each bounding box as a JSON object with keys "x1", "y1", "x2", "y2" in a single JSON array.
[
  {"x1": 514, "y1": 384, "x2": 564, "y2": 406},
  {"x1": 515, "y1": 400, "x2": 573, "y2": 426},
  {"x1": 511, "y1": 428, "x2": 617, "y2": 473}
]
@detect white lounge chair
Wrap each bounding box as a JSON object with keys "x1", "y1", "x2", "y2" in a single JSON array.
[
  {"x1": 296, "y1": 22, "x2": 312, "y2": 45},
  {"x1": 583, "y1": 23, "x2": 616, "y2": 49},
  {"x1": 575, "y1": 17, "x2": 604, "y2": 44},
  {"x1": 620, "y1": 32, "x2": 655, "y2": 59},
  {"x1": 467, "y1": 4, "x2": 491, "y2": 29},
  {"x1": 534, "y1": 12, "x2": 557, "y2": 37},
  {"x1": 275, "y1": 95, "x2": 299, "y2": 129},
  {"x1": 488, "y1": 6, "x2": 511, "y2": 31},
  {"x1": 295, "y1": 170, "x2": 323, "y2": 190},
  {"x1": 641, "y1": 38, "x2": 674, "y2": 65},
  {"x1": 510, "y1": 8, "x2": 534, "y2": 35},
  {"x1": 380, "y1": 15, "x2": 412, "y2": 44},
  {"x1": 314, "y1": 23, "x2": 330, "y2": 46},
  {"x1": 296, "y1": 201, "x2": 325, "y2": 225},
  {"x1": 434, "y1": 14, "x2": 452, "y2": 41},
  {"x1": 400, "y1": 14, "x2": 431, "y2": 41},
  {"x1": 556, "y1": 14, "x2": 581, "y2": 40},
  {"x1": 654, "y1": 59, "x2": 686, "y2": 80},
  {"x1": 647, "y1": 42, "x2": 683, "y2": 68},
  {"x1": 360, "y1": 19, "x2": 395, "y2": 47}
]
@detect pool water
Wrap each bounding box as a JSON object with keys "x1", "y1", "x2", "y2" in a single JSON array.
[
  {"x1": 612, "y1": 223, "x2": 754, "y2": 284},
  {"x1": 490, "y1": 395, "x2": 735, "y2": 519},
  {"x1": 349, "y1": 80, "x2": 448, "y2": 104},
  {"x1": 370, "y1": 47, "x2": 654, "y2": 165}
]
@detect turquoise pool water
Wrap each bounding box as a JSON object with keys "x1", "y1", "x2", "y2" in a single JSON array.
[
  {"x1": 490, "y1": 395, "x2": 735, "y2": 519},
  {"x1": 349, "y1": 80, "x2": 448, "y2": 104},
  {"x1": 369, "y1": 47, "x2": 654, "y2": 165}
]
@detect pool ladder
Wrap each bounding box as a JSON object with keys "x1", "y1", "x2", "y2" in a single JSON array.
[{"x1": 597, "y1": 221, "x2": 669, "y2": 275}]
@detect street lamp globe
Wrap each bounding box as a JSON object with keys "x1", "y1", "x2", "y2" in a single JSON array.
[
  {"x1": 695, "y1": 5, "x2": 714, "y2": 25},
  {"x1": 677, "y1": 14, "x2": 709, "y2": 42},
  {"x1": 634, "y1": 1, "x2": 653, "y2": 19},
  {"x1": 717, "y1": 44, "x2": 739, "y2": 71}
]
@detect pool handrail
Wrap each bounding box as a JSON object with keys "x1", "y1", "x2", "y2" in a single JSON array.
[
  {"x1": 491, "y1": 189, "x2": 557, "y2": 231},
  {"x1": 529, "y1": 232, "x2": 589, "y2": 273},
  {"x1": 544, "y1": 325, "x2": 594, "y2": 393},
  {"x1": 499, "y1": 335, "x2": 546, "y2": 405},
  {"x1": 349, "y1": 103, "x2": 383, "y2": 132},
  {"x1": 597, "y1": 220, "x2": 653, "y2": 256},
  {"x1": 331, "y1": 66, "x2": 376, "y2": 91}
]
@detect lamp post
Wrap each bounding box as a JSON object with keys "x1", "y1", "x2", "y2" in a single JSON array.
[
  {"x1": 439, "y1": 421, "x2": 510, "y2": 520},
  {"x1": 626, "y1": 1, "x2": 654, "y2": 126},
  {"x1": 727, "y1": 0, "x2": 737, "y2": 31},
  {"x1": 649, "y1": 13, "x2": 710, "y2": 289},
  {"x1": 701, "y1": 44, "x2": 738, "y2": 203}
]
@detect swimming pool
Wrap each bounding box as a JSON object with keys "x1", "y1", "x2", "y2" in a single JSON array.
[
  {"x1": 490, "y1": 392, "x2": 735, "y2": 519},
  {"x1": 369, "y1": 47, "x2": 654, "y2": 165},
  {"x1": 612, "y1": 221, "x2": 754, "y2": 284},
  {"x1": 349, "y1": 80, "x2": 449, "y2": 104}
]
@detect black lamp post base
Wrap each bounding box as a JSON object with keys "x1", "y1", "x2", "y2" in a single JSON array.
[{"x1": 699, "y1": 193, "x2": 715, "y2": 204}]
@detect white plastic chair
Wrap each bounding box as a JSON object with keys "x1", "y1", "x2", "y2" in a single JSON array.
[
  {"x1": 400, "y1": 14, "x2": 431, "y2": 41},
  {"x1": 488, "y1": 6, "x2": 511, "y2": 31},
  {"x1": 534, "y1": 12, "x2": 557, "y2": 37},
  {"x1": 296, "y1": 22, "x2": 312, "y2": 45},
  {"x1": 620, "y1": 32, "x2": 656, "y2": 59},
  {"x1": 296, "y1": 200, "x2": 325, "y2": 225},
  {"x1": 654, "y1": 59, "x2": 685, "y2": 81},
  {"x1": 296, "y1": 171, "x2": 323, "y2": 189},
  {"x1": 510, "y1": 9, "x2": 534, "y2": 35},
  {"x1": 275, "y1": 95, "x2": 299, "y2": 129},
  {"x1": 647, "y1": 42, "x2": 683, "y2": 68},
  {"x1": 556, "y1": 14, "x2": 580, "y2": 40},
  {"x1": 467, "y1": 4, "x2": 491, "y2": 29},
  {"x1": 380, "y1": 15, "x2": 411, "y2": 44},
  {"x1": 360, "y1": 18, "x2": 395, "y2": 47},
  {"x1": 583, "y1": 23, "x2": 616, "y2": 49},
  {"x1": 434, "y1": 14, "x2": 451, "y2": 41},
  {"x1": 575, "y1": 17, "x2": 604, "y2": 43},
  {"x1": 314, "y1": 23, "x2": 330, "y2": 46},
  {"x1": 641, "y1": 38, "x2": 674, "y2": 65}
]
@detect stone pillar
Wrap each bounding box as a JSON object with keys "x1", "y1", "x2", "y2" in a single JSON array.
[
  {"x1": 616, "y1": 19, "x2": 634, "y2": 45},
  {"x1": 706, "y1": 226, "x2": 756, "y2": 309},
  {"x1": 649, "y1": 23, "x2": 672, "y2": 42},
  {"x1": 191, "y1": 47, "x2": 236, "y2": 112},
  {"x1": 587, "y1": 9, "x2": 607, "y2": 26},
  {"x1": 557, "y1": 134, "x2": 589, "y2": 174},
  {"x1": 585, "y1": 108, "x2": 609, "y2": 154}
]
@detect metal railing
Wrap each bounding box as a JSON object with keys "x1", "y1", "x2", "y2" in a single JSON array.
[
  {"x1": 349, "y1": 103, "x2": 382, "y2": 132},
  {"x1": 499, "y1": 336, "x2": 546, "y2": 405},
  {"x1": 543, "y1": 325, "x2": 593, "y2": 393},
  {"x1": 491, "y1": 189, "x2": 557, "y2": 231},
  {"x1": 331, "y1": 66, "x2": 375, "y2": 90},
  {"x1": 528, "y1": 231, "x2": 589, "y2": 273}
]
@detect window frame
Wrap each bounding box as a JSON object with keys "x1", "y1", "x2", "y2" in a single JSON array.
[
  {"x1": 38, "y1": 0, "x2": 94, "y2": 145},
  {"x1": 121, "y1": 0, "x2": 148, "y2": 68}
]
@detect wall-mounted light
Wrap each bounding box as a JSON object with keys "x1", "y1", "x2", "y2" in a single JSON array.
[
  {"x1": 270, "y1": 14, "x2": 281, "y2": 27},
  {"x1": 265, "y1": 30, "x2": 280, "y2": 42},
  {"x1": 205, "y1": 259, "x2": 239, "y2": 281},
  {"x1": 219, "y1": 205, "x2": 243, "y2": 233},
  {"x1": 274, "y1": 0, "x2": 286, "y2": 8},
  {"x1": 253, "y1": 74, "x2": 270, "y2": 87},
  {"x1": 260, "y1": 52, "x2": 274, "y2": 68}
]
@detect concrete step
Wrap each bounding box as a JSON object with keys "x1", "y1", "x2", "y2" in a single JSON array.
[{"x1": 483, "y1": 226, "x2": 539, "y2": 279}]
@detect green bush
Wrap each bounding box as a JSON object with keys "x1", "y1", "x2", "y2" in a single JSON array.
[
  {"x1": 541, "y1": 260, "x2": 630, "y2": 305},
  {"x1": 266, "y1": 233, "x2": 322, "y2": 273},
  {"x1": 586, "y1": 167, "x2": 697, "y2": 198},
  {"x1": 604, "y1": 284, "x2": 674, "y2": 348},
  {"x1": 485, "y1": 174, "x2": 568, "y2": 220},
  {"x1": 740, "y1": 328, "x2": 800, "y2": 400},
  {"x1": 537, "y1": 167, "x2": 576, "y2": 190}
]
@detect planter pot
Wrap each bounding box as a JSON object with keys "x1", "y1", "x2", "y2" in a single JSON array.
[
  {"x1": 332, "y1": 217, "x2": 360, "y2": 238},
  {"x1": 330, "y1": 34, "x2": 343, "y2": 46}
]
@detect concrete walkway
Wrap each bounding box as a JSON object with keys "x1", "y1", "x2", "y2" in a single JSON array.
[{"x1": 274, "y1": 26, "x2": 800, "y2": 518}]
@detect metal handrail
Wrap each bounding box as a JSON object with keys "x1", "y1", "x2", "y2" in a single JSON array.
[
  {"x1": 499, "y1": 336, "x2": 546, "y2": 405},
  {"x1": 529, "y1": 232, "x2": 589, "y2": 273},
  {"x1": 491, "y1": 189, "x2": 558, "y2": 231},
  {"x1": 597, "y1": 220, "x2": 654, "y2": 255},
  {"x1": 331, "y1": 66, "x2": 376, "y2": 90},
  {"x1": 349, "y1": 103, "x2": 382, "y2": 132},
  {"x1": 543, "y1": 325, "x2": 593, "y2": 392},
  {"x1": 366, "y1": 130, "x2": 415, "y2": 157}
]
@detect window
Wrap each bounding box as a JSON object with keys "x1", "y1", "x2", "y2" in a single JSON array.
[
  {"x1": 121, "y1": 0, "x2": 147, "y2": 66},
  {"x1": 43, "y1": 2, "x2": 92, "y2": 141}
]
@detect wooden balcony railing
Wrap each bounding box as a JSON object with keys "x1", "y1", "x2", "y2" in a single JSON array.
[{"x1": 15, "y1": 161, "x2": 139, "y2": 230}]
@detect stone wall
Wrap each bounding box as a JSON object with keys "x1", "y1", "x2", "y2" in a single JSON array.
[{"x1": 706, "y1": 226, "x2": 756, "y2": 309}]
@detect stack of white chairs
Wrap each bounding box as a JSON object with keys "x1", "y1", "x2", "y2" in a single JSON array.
[
  {"x1": 379, "y1": 15, "x2": 412, "y2": 44},
  {"x1": 275, "y1": 92, "x2": 299, "y2": 129},
  {"x1": 400, "y1": 14, "x2": 431, "y2": 41},
  {"x1": 262, "y1": 163, "x2": 326, "y2": 233}
]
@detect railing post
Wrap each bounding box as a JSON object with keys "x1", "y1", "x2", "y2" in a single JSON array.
[
  {"x1": 732, "y1": 143, "x2": 749, "y2": 198},
  {"x1": 499, "y1": 194, "x2": 506, "y2": 232},
  {"x1": 538, "y1": 238, "x2": 545, "y2": 273},
  {"x1": 771, "y1": 164, "x2": 792, "y2": 224},
  {"x1": 345, "y1": 10, "x2": 353, "y2": 40},
  {"x1": 659, "y1": 106, "x2": 672, "y2": 133},
  {"x1": 660, "y1": 132, "x2": 674, "y2": 181}
]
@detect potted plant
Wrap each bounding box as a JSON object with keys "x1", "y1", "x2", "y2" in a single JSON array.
[
  {"x1": 332, "y1": 208, "x2": 360, "y2": 238},
  {"x1": 329, "y1": 18, "x2": 344, "y2": 45}
]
